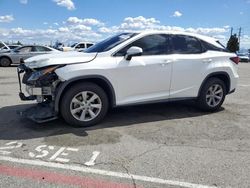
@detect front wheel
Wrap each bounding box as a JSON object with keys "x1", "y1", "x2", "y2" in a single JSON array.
[
  {"x1": 60, "y1": 83, "x2": 109, "y2": 127},
  {"x1": 197, "y1": 78, "x2": 226, "y2": 111}
]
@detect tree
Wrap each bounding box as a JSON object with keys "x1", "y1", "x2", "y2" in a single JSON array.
[
  {"x1": 227, "y1": 34, "x2": 239, "y2": 53},
  {"x1": 17, "y1": 41, "x2": 22, "y2": 45}
]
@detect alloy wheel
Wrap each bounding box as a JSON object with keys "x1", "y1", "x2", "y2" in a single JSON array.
[
  {"x1": 206, "y1": 84, "x2": 224, "y2": 107},
  {"x1": 70, "y1": 91, "x2": 102, "y2": 122}
]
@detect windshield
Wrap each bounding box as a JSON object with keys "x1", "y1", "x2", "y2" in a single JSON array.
[
  {"x1": 0, "y1": 42, "x2": 8, "y2": 50},
  {"x1": 71, "y1": 43, "x2": 77, "y2": 48},
  {"x1": 85, "y1": 33, "x2": 138, "y2": 53}
]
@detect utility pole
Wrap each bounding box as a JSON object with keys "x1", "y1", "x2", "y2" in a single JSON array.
[{"x1": 238, "y1": 27, "x2": 242, "y2": 50}]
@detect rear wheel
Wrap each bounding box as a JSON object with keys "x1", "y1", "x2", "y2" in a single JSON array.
[
  {"x1": 197, "y1": 78, "x2": 226, "y2": 111},
  {"x1": 0, "y1": 57, "x2": 11, "y2": 67},
  {"x1": 60, "y1": 83, "x2": 109, "y2": 127}
]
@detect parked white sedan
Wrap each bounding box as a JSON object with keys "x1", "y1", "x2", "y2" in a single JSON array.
[{"x1": 0, "y1": 45, "x2": 60, "y2": 67}]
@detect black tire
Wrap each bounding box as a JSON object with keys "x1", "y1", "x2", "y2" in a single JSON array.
[
  {"x1": 0, "y1": 57, "x2": 12, "y2": 67},
  {"x1": 60, "y1": 82, "x2": 109, "y2": 127},
  {"x1": 197, "y1": 78, "x2": 226, "y2": 111}
]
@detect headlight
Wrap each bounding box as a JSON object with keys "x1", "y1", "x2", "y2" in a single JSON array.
[{"x1": 27, "y1": 66, "x2": 58, "y2": 82}]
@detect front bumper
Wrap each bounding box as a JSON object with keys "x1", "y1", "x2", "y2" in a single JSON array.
[
  {"x1": 18, "y1": 102, "x2": 58, "y2": 123},
  {"x1": 17, "y1": 64, "x2": 59, "y2": 123},
  {"x1": 17, "y1": 65, "x2": 36, "y2": 101}
]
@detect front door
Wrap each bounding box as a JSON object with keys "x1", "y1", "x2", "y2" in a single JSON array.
[{"x1": 113, "y1": 34, "x2": 173, "y2": 105}]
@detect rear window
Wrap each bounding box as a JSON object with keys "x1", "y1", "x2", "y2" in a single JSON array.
[{"x1": 201, "y1": 40, "x2": 228, "y2": 52}]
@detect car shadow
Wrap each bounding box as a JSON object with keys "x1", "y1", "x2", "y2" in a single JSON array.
[{"x1": 0, "y1": 101, "x2": 223, "y2": 140}]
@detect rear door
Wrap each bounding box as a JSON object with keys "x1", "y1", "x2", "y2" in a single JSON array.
[
  {"x1": 169, "y1": 35, "x2": 209, "y2": 98},
  {"x1": 11, "y1": 46, "x2": 33, "y2": 64}
]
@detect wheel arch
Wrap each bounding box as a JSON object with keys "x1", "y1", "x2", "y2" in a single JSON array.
[
  {"x1": 198, "y1": 72, "x2": 231, "y2": 96},
  {"x1": 55, "y1": 75, "x2": 116, "y2": 113},
  {"x1": 0, "y1": 56, "x2": 13, "y2": 65}
]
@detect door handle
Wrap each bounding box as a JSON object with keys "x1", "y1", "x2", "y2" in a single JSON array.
[
  {"x1": 203, "y1": 59, "x2": 213, "y2": 63},
  {"x1": 164, "y1": 59, "x2": 172, "y2": 64},
  {"x1": 160, "y1": 60, "x2": 172, "y2": 67}
]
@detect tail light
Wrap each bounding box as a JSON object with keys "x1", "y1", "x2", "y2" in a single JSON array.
[{"x1": 230, "y1": 56, "x2": 240, "y2": 65}]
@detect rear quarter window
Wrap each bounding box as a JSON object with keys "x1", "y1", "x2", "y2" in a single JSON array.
[{"x1": 201, "y1": 40, "x2": 228, "y2": 52}]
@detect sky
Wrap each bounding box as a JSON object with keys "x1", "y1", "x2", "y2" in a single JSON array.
[{"x1": 0, "y1": 0, "x2": 249, "y2": 49}]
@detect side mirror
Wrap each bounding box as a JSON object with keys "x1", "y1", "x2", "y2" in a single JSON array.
[{"x1": 125, "y1": 46, "x2": 143, "y2": 61}]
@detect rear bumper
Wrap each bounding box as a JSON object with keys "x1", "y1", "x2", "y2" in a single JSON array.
[{"x1": 229, "y1": 73, "x2": 239, "y2": 94}]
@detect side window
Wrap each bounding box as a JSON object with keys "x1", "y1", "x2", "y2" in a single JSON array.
[
  {"x1": 75, "y1": 44, "x2": 85, "y2": 49},
  {"x1": 34, "y1": 46, "x2": 51, "y2": 52},
  {"x1": 201, "y1": 40, "x2": 226, "y2": 52},
  {"x1": 18, "y1": 47, "x2": 32, "y2": 53},
  {"x1": 86, "y1": 43, "x2": 93, "y2": 48},
  {"x1": 171, "y1": 35, "x2": 203, "y2": 54},
  {"x1": 115, "y1": 34, "x2": 170, "y2": 56}
]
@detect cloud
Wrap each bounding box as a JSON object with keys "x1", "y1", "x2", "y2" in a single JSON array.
[
  {"x1": 67, "y1": 17, "x2": 104, "y2": 26},
  {"x1": 58, "y1": 27, "x2": 69, "y2": 32},
  {"x1": 71, "y1": 25, "x2": 91, "y2": 31},
  {"x1": 1, "y1": 16, "x2": 249, "y2": 48},
  {"x1": 20, "y1": 0, "x2": 28, "y2": 4},
  {"x1": 0, "y1": 15, "x2": 14, "y2": 23},
  {"x1": 120, "y1": 16, "x2": 160, "y2": 30},
  {"x1": 172, "y1": 11, "x2": 182, "y2": 17},
  {"x1": 53, "y1": 0, "x2": 75, "y2": 10},
  {"x1": 241, "y1": 35, "x2": 250, "y2": 47}
]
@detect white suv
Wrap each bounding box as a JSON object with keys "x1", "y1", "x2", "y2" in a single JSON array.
[
  {"x1": 61, "y1": 42, "x2": 94, "y2": 52},
  {"x1": 17, "y1": 31, "x2": 239, "y2": 127}
]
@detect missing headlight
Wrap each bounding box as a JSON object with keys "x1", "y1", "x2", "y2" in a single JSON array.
[{"x1": 26, "y1": 65, "x2": 64, "y2": 87}]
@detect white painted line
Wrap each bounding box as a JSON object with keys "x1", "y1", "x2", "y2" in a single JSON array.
[
  {"x1": 239, "y1": 84, "x2": 250, "y2": 87},
  {"x1": 0, "y1": 155, "x2": 216, "y2": 188}
]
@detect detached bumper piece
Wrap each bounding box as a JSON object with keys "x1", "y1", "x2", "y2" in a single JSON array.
[
  {"x1": 17, "y1": 64, "x2": 33, "y2": 101},
  {"x1": 19, "y1": 102, "x2": 58, "y2": 123}
]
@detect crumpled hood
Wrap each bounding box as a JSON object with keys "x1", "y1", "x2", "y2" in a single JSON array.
[{"x1": 24, "y1": 51, "x2": 97, "y2": 69}]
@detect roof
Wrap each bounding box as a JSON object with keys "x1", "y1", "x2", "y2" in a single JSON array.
[{"x1": 133, "y1": 30, "x2": 221, "y2": 48}]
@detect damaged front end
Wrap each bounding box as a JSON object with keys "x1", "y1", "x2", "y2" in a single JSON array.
[{"x1": 17, "y1": 63, "x2": 64, "y2": 123}]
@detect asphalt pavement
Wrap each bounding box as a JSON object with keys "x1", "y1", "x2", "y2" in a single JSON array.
[{"x1": 0, "y1": 63, "x2": 250, "y2": 188}]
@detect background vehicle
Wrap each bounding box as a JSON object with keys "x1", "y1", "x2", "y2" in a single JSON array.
[
  {"x1": 61, "y1": 42, "x2": 94, "y2": 52},
  {"x1": 52, "y1": 41, "x2": 64, "y2": 51},
  {"x1": 0, "y1": 42, "x2": 21, "y2": 52},
  {"x1": 7, "y1": 44, "x2": 22, "y2": 50},
  {"x1": 237, "y1": 53, "x2": 249, "y2": 62},
  {"x1": 18, "y1": 31, "x2": 239, "y2": 127},
  {"x1": 0, "y1": 45, "x2": 60, "y2": 67}
]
